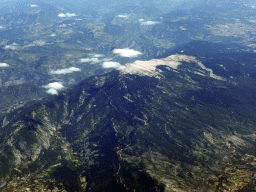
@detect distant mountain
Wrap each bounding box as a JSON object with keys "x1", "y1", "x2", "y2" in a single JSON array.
[
  {"x1": 0, "y1": 0, "x2": 61, "y2": 15},
  {"x1": 1, "y1": 41, "x2": 256, "y2": 191},
  {"x1": 0, "y1": 0, "x2": 206, "y2": 14}
]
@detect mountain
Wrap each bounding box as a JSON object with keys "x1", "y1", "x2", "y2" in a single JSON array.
[
  {"x1": 0, "y1": 0, "x2": 206, "y2": 14},
  {"x1": 0, "y1": 41, "x2": 256, "y2": 191}
]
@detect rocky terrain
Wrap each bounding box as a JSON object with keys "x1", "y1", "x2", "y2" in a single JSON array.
[
  {"x1": 0, "y1": 0, "x2": 256, "y2": 191},
  {"x1": 0, "y1": 41, "x2": 256, "y2": 191}
]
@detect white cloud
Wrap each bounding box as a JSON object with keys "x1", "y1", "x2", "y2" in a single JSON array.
[
  {"x1": 141, "y1": 21, "x2": 160, "y2": 25},
  {"x1": 58, "y1": 24, "x2": 67, "y2": 27},
  {"x1": 30, "y1": 4, "x2": 39, "y2": 8},
  {"x1": 4, "y1": 43, "x2": 19, "y2": 50},
  {"x1": 43, "y1": 82, "x2": 64, "y2": 95},
  {"x1": 44, "y1": 82, "x2": 64, "y2": 90},
  {"x1": 102, "y1": 61, "x2": 121, "y2": 68},
  {"x1": 180, "y1": 26, "x2": 186, "y2": 30},
  {"x1": 58, "y1": 13, "x2": 77, "y2": 18},
  {"x1": 92, "y1": 54, "x2": 104, "y2": 58},
  {"x1": 50, "y1": 67, "x2": 81, "y2": 74},
  {"x1": 80, "y1": 58, "x2": 91, "y2": 63},
  {"x1": 139, "y1": 19, "x2": 160, "y2": 25},
  {"x1": 50, "y1": 33, "x2": 57, "y2": 37},
  {"x1": 80, "y1": 54, "x2": 105, "y2": 64},
  {"x1": 0, "y1": 63, "x2": 10, "y2": 67},
  {"x1": 0, "y1": 26, "x2": 5, "y2": 29},
  {"x1": 112, "y1": 48, "x2": 142, "y2": 58},
  {"x1": 89, "y1": 58, "x2": 100, "y2": 63},
  {"x1": 80, "y1": 58, "x2": 100, "y2": 64},
  {"x1": 102, "y1": 61, "x2": 126, "y2": 70},
  {"x1": 33, "y1": 40, "x2": 46, "y2": 46},
  {"x1": 58, "y1": 13, "x2": 66, "y2": 17},
  {"x1": 88, "y1": 53, "x2": 104, "y2": 58},
  {"x1": 46, "y1": 88, "x2": 58, "y2": 95},
  {"x1": 116, "y1": 14, "x2": 129, "y2": 18}
]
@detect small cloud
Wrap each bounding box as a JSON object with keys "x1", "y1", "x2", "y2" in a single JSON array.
[
  {"x1": 0, "y1": 63, "x2": 10, "y2": 67},
  {"x1": 58, "y1": 13, "x2": 66, "y2": 17},
  {"x1": 179, "y1": 26, "x2": 186, "y2": 30},
  {"x1": 116, "y1": 14, "x2": 129, "y2": 18},
  {"x1": 50, "y1": 67, "x2": 81, "y2": 75},
  {"x1": 43, "y1": 82, "x2": 64, "y2": 95},
  {"x1": 4, "y1": 43, "x2": 19, "y2": 50},
  {"x1": 30, "y1": 4, "x2": 39, "y2": 8},
  {"x1": 80, "y1": 54, "x2": 105, "y2": 64},
  {"x1": 139, "y1": 18, "x2": 144, "y2": 22},
  {"x1": 102, "y1": 61, "x2": 121, "y2": 68},
  {"x1": 58, "y1": 13, "x2": 77, "y2": 18},
  {"x1": 50, "y1": 33, "x2": 57, "y2": 37},
  {"x1": 141, "y1": 21, "x2": 160, "y2": 25},
  {"x1": 102, "y1": 61, "x2": 126, "y2": 70},
  {"x1": 112, "y1": 48, "x2": 142, "y2": 58},
  {"x1": 88, "y1": 53, "x2": 104, "y2": 58},
  {"x1": 80, "y1": 58, "x2": 91, "y2": 63},
  {"x1": 58, "y1": 24, "x2": 67, "y2": 27},
  {"x1": 46, "y1": 88, "x2": 58, "y2": 95},
  {"x1": 92, "y1": 54, "x2": 104, "y2": 58},
  {"x1": 80, "y1": 58, "x2": 100, "y2": 64},
  {"x1": 33, "y1": 40, "x2": 46, "y2": 46},
  {"x1": 89, "y1": 58, "x2": 100, "y2": 63},
  {"x1": 44, "y1": 82, "x2": 64, "y2": 90},
  {"x1": 0, "y1": 26, "x2": 5, "y2": 29}
]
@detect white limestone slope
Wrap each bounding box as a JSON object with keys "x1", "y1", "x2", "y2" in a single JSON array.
[{"x1": 122, "y1": 54, "x2": 225, "y2": 80}]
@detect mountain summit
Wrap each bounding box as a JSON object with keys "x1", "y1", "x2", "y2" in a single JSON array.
[{"x1": 1, "y1": 42, "x2": 256, "y2": 191}]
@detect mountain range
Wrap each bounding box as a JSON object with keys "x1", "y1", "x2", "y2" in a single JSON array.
[
  {"x1": 0, "y1": 0, "x2": 256, "y2": 191},
  {"x1": 0, "y1": 41, "x2": 256, "y2": 191}
]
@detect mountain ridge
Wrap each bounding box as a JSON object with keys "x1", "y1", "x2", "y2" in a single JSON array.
[{"x1": 1, "y1": 41, "x2": 256, "y2": 191}]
